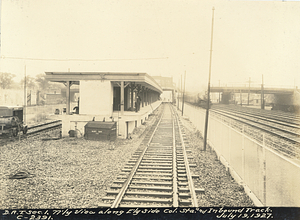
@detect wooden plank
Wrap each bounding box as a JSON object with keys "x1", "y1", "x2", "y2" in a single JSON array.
[
  {"x1": 106, "y1": 190, "x2": 173, "y2": 197},
  {"x1": 129, "y1": 186, "x2": 172, "y2": 190},
  {"x1": 113, "y1": 180, "x2": 172, "y2": 185},
  {"x1": 121, "y1": 197, "x2": 170, "y2": 203}
]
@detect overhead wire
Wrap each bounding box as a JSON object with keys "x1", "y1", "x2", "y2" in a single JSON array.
[{"x1": 0, "y1": 56, "x2": 168, "y2": 62}]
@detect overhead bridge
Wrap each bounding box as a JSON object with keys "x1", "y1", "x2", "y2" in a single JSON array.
[
  {"x1": 210, "y1": 86, "x2": 299, "y2": 108},
  {"x1": 210, "y1": 86, "x2": 295, "y2": 95}
]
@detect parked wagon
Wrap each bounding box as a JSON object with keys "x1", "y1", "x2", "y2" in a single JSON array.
[{"x1": 0, "y1": 106, "x2": 28, "y2": 137}]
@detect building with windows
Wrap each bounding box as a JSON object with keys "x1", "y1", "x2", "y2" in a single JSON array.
[{"x1": 45, "y1": 72, "x2": 162, "y2": 138}]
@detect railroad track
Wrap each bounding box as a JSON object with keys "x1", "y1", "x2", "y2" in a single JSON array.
[
  {"x1": 208, "y1": 105, "x2": 300, "y2": 160},
  {"x1": 27, "y1": 120, "x2": 62, "y2": 136},
  {"x1": 211, "y1": 107, "x2": 300, "y2": 144},
  {"x1": 213, "y1": 105, "x2": 300, "y2": 126},
  {"x1": 101, "y1": 103, "x2": 203, "y2": 207},
  {"x1": 0, "y1": 120, "x2": 62, "y2": 143}
]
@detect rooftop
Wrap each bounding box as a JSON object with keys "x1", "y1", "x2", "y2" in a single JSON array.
[{"x1": 45, "y1": 72, "x2": 163, "y2": 93}]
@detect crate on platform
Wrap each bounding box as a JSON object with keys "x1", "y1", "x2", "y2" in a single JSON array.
[{"x1": 84, "y1": 121, "x2": 117, "y2": 141}]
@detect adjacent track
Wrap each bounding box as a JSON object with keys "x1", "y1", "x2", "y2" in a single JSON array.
[
  {"x1": 102, "y1": 103, "x2": 203, "y2": 207},
  {"x1": 208, "y1": 104, "x2": 300, "y2": 159},
  {"x1": 27, "y1": 120, "x2": 62, "y2": 136},
  {"x1": 0, "y1": 120, "x2": 61, "y2": 144},
  {"x1": 211, "y1": 106, "x2": 300, "y2": 144}
]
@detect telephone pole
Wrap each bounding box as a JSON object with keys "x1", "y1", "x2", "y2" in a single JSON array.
[
  {"x1": 182, "y1": 71, "x2": 186, "y2": 116},
  {"x1": 218, "y1": 80, "x2": 220, "y2": 103},
  {"x1": 203, "y1": 7, "x2": 215, "y2": 151},
  {"x1": 246, "y1": 77, "x2": 253, "y2": 106},
  {"x1": 24, "y1": 65, "x2": 27, "y2": 124},
  {"x1": 177, "y1": 78, "x2": 180, "y2": 109},
  {"x1": 261, "y1": 74, "x2": 265, "y2": 109},
  {"x1": 180, "y1": 74, "x2": 182, "y2": 110}
]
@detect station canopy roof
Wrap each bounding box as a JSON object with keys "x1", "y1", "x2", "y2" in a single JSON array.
[{"x1": 45, "y1": 72, "x2": 163, "y2": 94}]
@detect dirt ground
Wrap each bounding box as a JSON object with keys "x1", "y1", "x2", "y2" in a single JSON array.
[{"x1": 0, "y1": 105, "x2": 253, "y2": 209}]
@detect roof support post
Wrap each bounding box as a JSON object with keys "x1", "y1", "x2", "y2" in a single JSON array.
[
  {"x1": 131, "y1": 83, "x2": 134, "y2": 109},
  {"x1": 141, "y1": 86, "x2": 145, "y2": 107},
  {"x1": 146, "y1": 89, "x2": 149, "y2": 106},
  {"x1": 66, "y1": 81, "x2": 71, "y2": 114},
  {"x1": 121, "y1": 81, "x2": 124, "y2": 115},
  {"x1": 144, "y1": 89, "x2": 146, "y2": 106},
  {"x1": 151, "y1": 92, "x2": 153, "y2": 103},
  {"x1": 172, "y1": 89, "x2": 175, "y2": 103}
]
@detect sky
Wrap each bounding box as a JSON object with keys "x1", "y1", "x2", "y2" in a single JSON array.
[{"x1": 0, "y1": 0, "x2": 300, "y2": 93}]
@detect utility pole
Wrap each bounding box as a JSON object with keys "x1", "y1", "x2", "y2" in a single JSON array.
[
  {"x1": 24, "y1": 65, "x2": 27, "y2": 124},
  {"x1": 180, "y1": 74, "x2": 182, "y2": 110},
  {"x1": 182, "y1": 71, "x2": 186, "y2": 116},
  {"x1": 240, "y1": 89, "x2": 242, "y2": 106},
  {"x1": 177, "y1": 78, "x2": 180, "y2": 109},
  {"x1": 247, "y1": 77, "x2": 251, "y2": 106},
  {"x1": 203, "y1": 7, "x2": 215, "y2": 151},
  {"x1": 218, "y1": 80, "x2": 220, "y2": 103},
  {"x1": 261, "y1": 74, "x2": 265, "y2": 110}
]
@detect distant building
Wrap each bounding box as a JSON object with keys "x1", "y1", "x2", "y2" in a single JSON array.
[
  {"x1": 152, "y1": 76, "x2": 174, "y2": 89},
  {"x1": 152, "y1": 76, "x2": 176, "y2": 103}
]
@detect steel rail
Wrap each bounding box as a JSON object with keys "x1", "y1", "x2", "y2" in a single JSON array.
[
  {"x1": 213, "y1": 106, "x2": 300, "y2": 128},
  {"x1": 212, "y1": 108, "x2": 300, "y2": 136},
  {"x1": 213, "y1": 105, "x2": 300, "y2": 124},
  {"x1": 211, "y1": 109, "x2": 300, "y2": 143},
  {"x1": 110, "y1": 105, "x2": 165, "y2": 208},
  {"x1": 27, "y1": 124, "x2": 61, "y2": 136},
  {"x1": 171, "y1": 104, "x2": 179, "y2": 207},
  {"x1": 28, "y1": 120, "x2": 62, "y2": 130},
  {"x1": 0, "y1": 121, "x2": 62, "y2": 143},
  {"x1": 171, "y1": 104, "x2": 198, "y2": 207}
]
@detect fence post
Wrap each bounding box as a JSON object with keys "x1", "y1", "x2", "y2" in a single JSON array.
[
  {"x1": 242, "y1": 125, "x2": 245, "y2": 182},
  {"x1": 262, "y1": 133, "x2": 267, "y2": 205},
  {"x1": 229, "y1": 120, "x2": 231, "y2": 168},
  {"x1": 220, "y1": 118, "x2": 223, "y2": 156}
]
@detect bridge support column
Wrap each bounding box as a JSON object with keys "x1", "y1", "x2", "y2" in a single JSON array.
[
  {"x1": 66, "y1": 81, "x2": 71, "y2": 114},
  {"x1": 221, "y1": 92, "x2": 231, "y2": 104}
]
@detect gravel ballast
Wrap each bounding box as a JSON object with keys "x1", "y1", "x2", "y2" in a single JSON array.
[{"x1": 0, "y1": 105, "x2": 253, "y2": 209}]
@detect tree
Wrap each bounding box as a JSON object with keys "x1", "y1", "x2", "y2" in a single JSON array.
[
  {"x1": 0, "y1": 72, "x2": 16, "y2": 89},
  {"x1": 21, "y1": 75, "x2": 36, "y2": 91},
  {"x1": 35, "y1": 74, "x2": 49, "y2": 91}
]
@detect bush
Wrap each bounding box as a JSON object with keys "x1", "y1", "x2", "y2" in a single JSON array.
[{"x1": 35, "y1": 113, "x2": 47, "y2": 123}]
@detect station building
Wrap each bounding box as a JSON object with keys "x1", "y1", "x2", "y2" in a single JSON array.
[{"x1": 45, "y1": 72, "x2": 163, "y2": 139}]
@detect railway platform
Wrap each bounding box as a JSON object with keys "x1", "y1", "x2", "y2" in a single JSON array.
[
  {"x1": 48, "y1": 100, "x2": 161, "y2": 139},
  {"x1": 45, "y1": 72, "x2": 163, "y2": 138}
]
